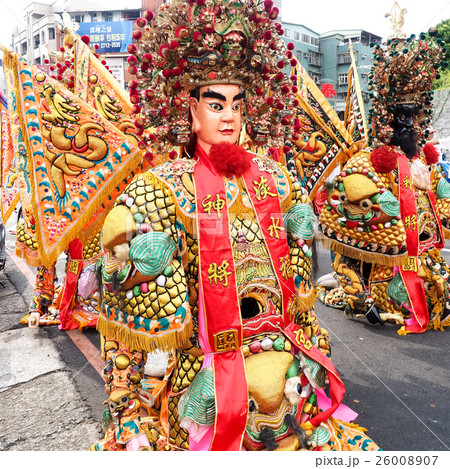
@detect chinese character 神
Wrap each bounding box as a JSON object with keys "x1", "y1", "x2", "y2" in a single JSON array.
[
  {"x1": 403, "y1": 257, "x2": 418, "y2": 272},
  {"x1": 208, "y1": 260, "x2": 232, "y2": 287},
  {"x1": 202, "y1": 193, "x2": 226, "y2": 218}
]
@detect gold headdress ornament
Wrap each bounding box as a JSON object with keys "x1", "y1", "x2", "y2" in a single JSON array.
[
  {"x1": 367, "y1": 2, "x2": 447, "y2": 147},
  {"x1": 127, "y1": 0, "x2": 301, "y2": 155}
]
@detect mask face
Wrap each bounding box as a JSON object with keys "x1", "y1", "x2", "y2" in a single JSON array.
[
  {"x1": 190, "y1": 84, "x2": 244, "y2": 153},
  {"x1": 389, "y1": 103, "x2": 418, "y2": 157},
  {"x1": 391, "y1": 103, "x2": 416, "y2": 131}
]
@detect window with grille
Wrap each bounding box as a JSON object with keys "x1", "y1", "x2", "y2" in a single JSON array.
[
  {"x1": 338, "y1": 53, "x2": 351, "y2": 65},
  {"x1": 301, "y1": 34, "x2": 310, "y2": 44},
  {"x1": 338, "y1": 74, "x2": 348, "y2": 85},
  {"x1": 309, "y1": 51, "x2": 321, "y2": 66}
]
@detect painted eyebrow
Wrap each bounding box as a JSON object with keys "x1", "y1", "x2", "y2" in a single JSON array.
[
  {"x1": 201, "y1": 90, "x2": 226, "y2": 101},
  {"x1": 233, "y1": 91, "x2": 245, "y2": 101}
]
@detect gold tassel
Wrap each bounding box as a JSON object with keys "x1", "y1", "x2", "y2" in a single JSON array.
[
  {"x1": 331, "y1": 417, "x2": 368, "y2": 434},
  {"x1": 318, "y1": 234, "x2": 408, "y2": 267},
  {"x1": 96, "y1": 314, "x2": 194, "y2": 354}
]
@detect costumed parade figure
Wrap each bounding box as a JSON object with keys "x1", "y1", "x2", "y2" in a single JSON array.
[
  {"x1": 318, "y1": 5, "x2": 450, "y2": 334},
  {"x1": 92, "y1": 0, "x2": 380, "y2": 451}
]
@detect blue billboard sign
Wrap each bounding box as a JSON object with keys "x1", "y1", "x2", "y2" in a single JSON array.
[{"x1": 77, "y1": 21, "x2": 133, "y2": 54}]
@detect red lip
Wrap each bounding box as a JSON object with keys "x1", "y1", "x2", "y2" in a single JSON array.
[{"x1": 219, "y1": 129, "x2": 234, "y2": 135}]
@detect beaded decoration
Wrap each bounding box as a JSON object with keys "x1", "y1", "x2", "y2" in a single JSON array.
[
  {"x1": 126, "y1": 0, "x2": 298, "y2": 153},
  {"x1": 367, "y1": 5, "x2": 447, "y2": 148}
]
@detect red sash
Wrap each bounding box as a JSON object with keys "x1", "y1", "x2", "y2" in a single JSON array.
[
  {"x1": 59, "y1": 238, "x2": 84, "y2": 330},
  {"x1": 194, "y1": 146, "x2": 247, "y2": 451},
  {"x1": 241, "y1": 163, "x2": 296, "y2": 326},
  {"x1": 193, "y1": 145, "x2": 346, "y2": 447},
  {"x1": 397, "y1": 153, "x2": 428, "y2": 333},
  {"x1": 285, "y1": 322, "x2": 345, "y2": 426}
]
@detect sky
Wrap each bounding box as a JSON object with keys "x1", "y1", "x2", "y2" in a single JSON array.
[{"x1": 0, "y1": 0, "x2": 450, "y2": 49}]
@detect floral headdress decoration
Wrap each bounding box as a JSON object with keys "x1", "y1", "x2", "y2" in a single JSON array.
[
  {"x1": 127, "y1": 0, "x2": 300, "y2": 154},
  {"x1": 367, "y1": 12, "x2": 446, "y2": 148}
]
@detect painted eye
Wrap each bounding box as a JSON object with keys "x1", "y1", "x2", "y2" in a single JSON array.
[
  {"x1": 284, "y1": 376, "x2": 303, "y2": 405},
  {"x1": 338, "y1": 192, "x2": 348, "y2": 203},
  {"x1": 109, "y1": 401, "x2": 117, "y2": 412},
  {"x1": 400, "y1": 114, "x2": 406, "y2": 121},
  {"x1": 209, "y1": 103, "x2": 222, "y2": 111},
  {"x1": 359, "y1": 198, "x2": 373, "y2": 210},
  {"x1": 121, "y1": 396, "x2": 129, "y2": 405},
  {"x1": 232, "y1": 102, "x2": 241, "y2": 112},
  {"x1": 248, "y1": 398, "x2": 257, "y2": 413}
]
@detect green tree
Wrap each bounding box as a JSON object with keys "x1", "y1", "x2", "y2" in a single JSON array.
[
  {"x1": 436, "y1": 18, "x2": 450, "y2": 47},
  {"x1": 431, "y1": 19, "x2": 450, "y2": 88}
]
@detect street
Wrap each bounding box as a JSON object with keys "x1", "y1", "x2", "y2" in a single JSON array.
[{"x1": 0, "y1": 210, "x2": 449, "y2": 451}]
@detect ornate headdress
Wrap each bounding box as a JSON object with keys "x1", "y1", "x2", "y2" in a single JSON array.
[
  {"x1": 127, "y1": 0, "x2": 299, "y2": 154},
  {"x1": 367, "y1": 3, "x2": 447, "y2": 147}
]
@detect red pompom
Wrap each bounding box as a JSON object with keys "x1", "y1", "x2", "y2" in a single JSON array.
[
  {"x1": 209, "y1": 142, "x2": 252, "y2": 177},
  {"x1": 370, "y1": 146, "x2": 399, "y2": 173},
  {"x1": 80, "y1": 35, "x2": 90, "y2": 45},
  {"x1": 423, "y1": 142, "x2": 439, "y2": 164}
]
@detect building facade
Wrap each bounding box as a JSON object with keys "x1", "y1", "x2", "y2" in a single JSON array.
[
  {"x1": 6, "y1": 2, "x2": 380, "y2": 116},
  {"x1": 9, "y1": 0, "x2": 163, "y2": 88},
  {"x1": 282, "y1": 26, "x2": 382, "y2": 117}
]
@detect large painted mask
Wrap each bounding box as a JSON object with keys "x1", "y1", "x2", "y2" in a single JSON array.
[{"x1": 319, "y1": 149, "x2": 407, "y2": 265}]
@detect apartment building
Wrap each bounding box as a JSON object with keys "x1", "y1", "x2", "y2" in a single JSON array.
[
  {"x1": 9, "y1": 0, "x2": 163, "y2": 87},
  {"x1": 282, "y1": 25, "x2": 382, "y2": 116}
]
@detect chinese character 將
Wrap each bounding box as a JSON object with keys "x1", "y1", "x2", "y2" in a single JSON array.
[
  {"x1": 404, "y1": 214, "x2": 417, "y2": 230},
  {"x1": 279, "y1": 255, "x2": 293, "y2": 280},
  {"x1": 403, "y1": 176, "x2": 414, "y2": 190},
  {"x1": 208, "y1": 260, "x2": 232, "y2": 287}
]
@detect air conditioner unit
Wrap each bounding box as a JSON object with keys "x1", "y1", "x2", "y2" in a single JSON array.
[{"x1": 304, "y1": 53, "x2": 309, "y2": 58}]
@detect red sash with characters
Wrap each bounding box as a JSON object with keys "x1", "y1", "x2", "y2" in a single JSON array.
[
  {"x1": 284, "y1": 322, "x2": 345, "y2": 426},
  {"x1": 241, "y1": 162, "x2": 296, "y2": 326},
  {"x1": 194, "y1": 145, "x2": 247, "y2": 451},
  {"x1": 397, "y1": 153, "x2": 428, "y2": 333},
  {"x1": 194, "y1": 145, "x2": 346, "y2": 448}
]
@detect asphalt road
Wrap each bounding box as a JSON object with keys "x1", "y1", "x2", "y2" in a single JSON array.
[
  {"x1": 312, "y1": 240, "x2": 450, "y2": 451},
  {"x1": 2, "y1": 211, "x2": 450, "y2": 451}
]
